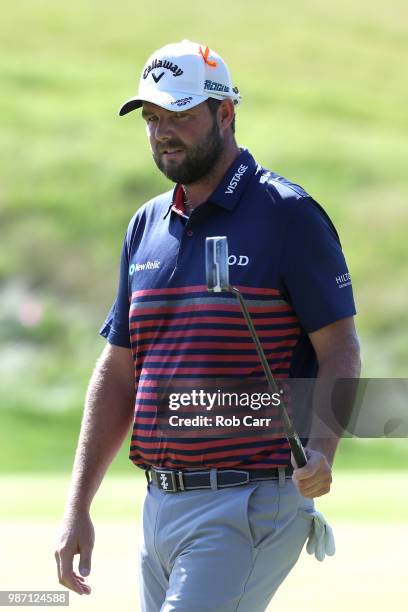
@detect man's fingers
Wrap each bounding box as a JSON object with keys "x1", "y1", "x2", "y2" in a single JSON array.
[
  {"x1": 293, "y1": 453, "x2": 324, "y2": 480},
  {"x1": 58, "y1": 545, "x2": 76, "y2": 582},
  {"x1": 55, "y1": 513, "x2": 94, "y2": 595},
  {"x1": 292, "y1": 465, "x2": 318, "y2": 481},
  {"x1": 292, "y1": 455, "x2": 332, "y2": 497},
  {"x1": 311, "y1": 486, "x2": 332, "y2": 499},
  {"x1": 79, "y1": 546, "x2": 93, "y2": 577},
  {"x1": 54, "y1": 551, "x2": 62, "y2": 583},
  {"x1": 55, "y1": 547, "x2": 91, "y2": 595},
  {"x1": 293, "y1": 471, "x2": 332, "y2": 488},
  {"x1": 301, "y1": 488, "x2": 327, "y2": 499},
  {"x1": 296, "y1": 475, "x2": 332, "y2": 492},
  {"x1": 296, "y1": 481, "x2": 332, "y2": 498}
]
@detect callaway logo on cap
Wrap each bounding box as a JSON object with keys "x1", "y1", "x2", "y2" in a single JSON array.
[{"x1": 119, "y1": 39, "x2": 241, "y2": 116}]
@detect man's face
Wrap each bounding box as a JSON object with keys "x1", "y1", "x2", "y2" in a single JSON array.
[{"x1": 142, "y1": 101, "x2": 224, "y2": 184}]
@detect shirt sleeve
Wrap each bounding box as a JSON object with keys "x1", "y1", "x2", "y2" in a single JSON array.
[
  {"x1": 99, "y1": 235, "x2": 131, "y2": 348},
  {"x1": 280, "y1": 198, "x2": 356, "y2": 333}
]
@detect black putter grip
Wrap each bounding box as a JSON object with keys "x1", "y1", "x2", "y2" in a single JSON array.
[{"x1": 289, "y1": 436, "x2": 308, "y2": 468}]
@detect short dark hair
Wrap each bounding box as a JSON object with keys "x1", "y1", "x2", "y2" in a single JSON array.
[{"x1": 206, "y1": 98, "x2": 236, "y2": 134}]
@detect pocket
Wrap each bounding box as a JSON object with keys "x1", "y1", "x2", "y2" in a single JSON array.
[
  {"x1": 296, "y1": 507, "x2": 314, "y2": 540},
  {"x1": 297, "y1": 497, "x2": 315, "y2": 519},
  {"x1": 242, "y1": 480, "x2": 280, "y2": 549},
  {"x1": 296, "y1": 497, "x2": 315, "y2": 527},
  {"x1": 241, "y1": 484, "x2": 259, "y2": 547}
]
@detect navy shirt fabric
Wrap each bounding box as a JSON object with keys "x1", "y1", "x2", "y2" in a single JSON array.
[{"x1": 100, "y1": 148, "x2": 356, "y2": 470}]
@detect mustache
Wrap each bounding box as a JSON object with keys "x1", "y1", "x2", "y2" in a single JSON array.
[{"x1": 157, "y1": 141, "x2": 185, "y2": 154}]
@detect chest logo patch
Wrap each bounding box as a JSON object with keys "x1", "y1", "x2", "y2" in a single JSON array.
[{"x1": 129, "y1": 260, "x2": 161, "y2": 275}]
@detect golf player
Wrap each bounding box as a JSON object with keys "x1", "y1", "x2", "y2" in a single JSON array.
[{"x1": 55, "y1": 40, "x2": 361, "y2": 610}]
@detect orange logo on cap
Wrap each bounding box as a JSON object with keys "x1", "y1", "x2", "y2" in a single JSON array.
[{"x1": 199, "y1": 45, "x2": 217, "y2": 68}]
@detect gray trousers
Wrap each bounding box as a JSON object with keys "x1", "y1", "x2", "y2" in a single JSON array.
[{"x1": 139, "y1": 469, "x2": 314, "y2": 611}]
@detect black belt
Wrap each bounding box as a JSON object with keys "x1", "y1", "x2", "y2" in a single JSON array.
[{"x1": 146, "y1": 466, "x2": 293, "y2": 493}]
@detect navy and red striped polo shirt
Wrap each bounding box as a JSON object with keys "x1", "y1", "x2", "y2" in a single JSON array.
[{"x1": 100, "y1": 148, "x2": 356, "y2": 470}]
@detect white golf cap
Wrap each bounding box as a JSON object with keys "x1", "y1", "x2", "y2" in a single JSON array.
[{"x1": 119, "y1": 39, "x2": 241, "y2": 116}]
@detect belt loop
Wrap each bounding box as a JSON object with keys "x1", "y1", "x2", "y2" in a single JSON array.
[
  {"x1": 278, "y1": 467, "x2": 285, "y2": 487},
  {"x1": 210, "y1": 468, "x2": 218, "y2": 490}
]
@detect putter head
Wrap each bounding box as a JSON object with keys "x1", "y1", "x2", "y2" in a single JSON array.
[{"x1": 205, "y1": 236, "x2": 230, "y2": 292}]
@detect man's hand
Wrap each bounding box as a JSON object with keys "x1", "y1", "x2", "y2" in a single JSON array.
[
  {"x1": 291, "y1": 449, "x2": 332, "y2": 499},
  {"x1": 54, "y1": 344, "x2": 134, "y2": 596},
  {"x1": 55, "y1": 511, "x2": 95, "y2": 595}
]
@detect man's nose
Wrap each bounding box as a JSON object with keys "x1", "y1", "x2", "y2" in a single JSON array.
[{"x1": 154, "y1": 117, "x2": 173, "y2": 142}]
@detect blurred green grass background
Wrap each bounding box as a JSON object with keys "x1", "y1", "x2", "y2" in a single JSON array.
[{"x1": 1, "y1": 0, "x2": 408, "y2": 474}]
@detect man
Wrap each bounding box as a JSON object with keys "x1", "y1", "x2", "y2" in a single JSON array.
[{"x1": 55, "y1": 40, "x2": 360, "y2": 610}]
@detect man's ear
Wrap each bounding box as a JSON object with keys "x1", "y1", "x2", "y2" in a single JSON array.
[{"x1": 218, "y1": 99, "x2": 235, "y2": 132}]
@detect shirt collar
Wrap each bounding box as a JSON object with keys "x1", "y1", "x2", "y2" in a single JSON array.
[
  {"x1": 163, "y1": 184, "x2": 187, "y2": 220},
  {"x1": 206, "y1": 148, "x2": 257, "y2": 211},
  {"x1": 171, "y1": 184, "x2": 188, "y2": 217},
  {"x1": 164, "y1": 148, "x2": 257, "y2": 219}
]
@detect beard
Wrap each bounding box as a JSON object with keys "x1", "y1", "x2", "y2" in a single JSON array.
[{"x1": 152, "y1": 117, "x2": 224, "y2": 184}]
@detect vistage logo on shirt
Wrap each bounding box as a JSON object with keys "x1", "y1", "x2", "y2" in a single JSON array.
[
  {"x1": 225, "y1": 164, "x2": 249, "y2": 194},
  {"x1": 129, "y1": 260, "x2": 161, "y2": 275}
]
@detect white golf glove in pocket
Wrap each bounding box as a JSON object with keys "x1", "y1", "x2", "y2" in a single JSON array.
[{"x1": 299, "y1": 509, "x2": 336, "y2": 562}]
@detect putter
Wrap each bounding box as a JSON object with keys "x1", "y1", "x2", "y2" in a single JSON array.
[{"x1": 205, "y1": 236, "x2": 307, "y2": 468}]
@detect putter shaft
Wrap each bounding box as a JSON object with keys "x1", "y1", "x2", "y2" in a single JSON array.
[{"x1": 231, "y1": 287, "x2": 307, "y2": 468}]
